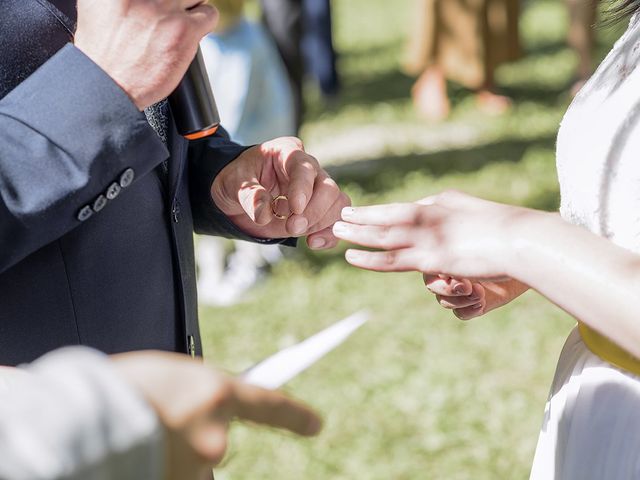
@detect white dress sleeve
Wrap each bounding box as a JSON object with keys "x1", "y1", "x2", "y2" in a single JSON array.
[{"x1": 0, "y1": 347, "x2": 164, "y2": 480}]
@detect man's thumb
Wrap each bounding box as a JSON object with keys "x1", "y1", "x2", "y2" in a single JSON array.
[{"x1": 238, "y1": 182, "x2": 273, "y2": 226}]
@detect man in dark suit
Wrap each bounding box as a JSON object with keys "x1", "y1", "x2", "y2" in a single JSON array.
[{"x1": 0, "y1": 0, "x2": 349, "y2": 366}]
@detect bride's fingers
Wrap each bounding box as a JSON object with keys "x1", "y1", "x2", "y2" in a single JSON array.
[
  {"x1": 436, "y1": 284, "x2": 485, "y2": 309},
  {"x1": 341, "y1": 203, "x2": 448, "y2": 227},
  {"x1": 344, "y1": 248, "x2": 421, "y2": 272},
  {"x1": 333, "y1": 222, "x2": 414, "y2": 249},
  {"x1": 423, "y1": 274, "x2": 472, "y2": 296},
  {"x1": 452, "y1": 284, "x2": 487, "y2": 320},
  {"x1": 340, "y1": 204, "x2": 422, "y2": 226},
  {"x1": 453, "y1": 302, "x2": 486, "y2": 320},
  {"x1": 437, "y1": 295, "x2": 478, "y2": 309}
]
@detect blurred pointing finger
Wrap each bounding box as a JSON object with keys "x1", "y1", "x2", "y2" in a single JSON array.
[{"x1": 229, "y1": 381, "x2": 322, "y2": 437}]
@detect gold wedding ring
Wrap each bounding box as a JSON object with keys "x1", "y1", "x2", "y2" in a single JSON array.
[{"x1": 271, "y1": 195, "x2": 292, "y2": 220}]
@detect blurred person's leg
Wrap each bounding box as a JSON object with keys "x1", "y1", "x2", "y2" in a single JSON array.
[
  {"x1": 407, "y1": 0, "x2": 520, "y2": 120},
  {"x1": 412, "y1": 66, "x2": 450, "y2": 121},
  {"x1": 261, "y1": 0, "x2": 304, "y2": 131},
  {"x1": 566, "y1": 0, "x2": 598, "y2": 95},
  {"x1": 405, "y1": 0, "x2": 451, "y2": 121},
  {"x1": 301, "y1": 0, "x2": 340, "y2": 98},
  {"x1": 476, "y1": 0, "x2": 520, "y2": 115}
]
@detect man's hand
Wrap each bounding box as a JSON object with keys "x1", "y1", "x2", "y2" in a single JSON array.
[
  {"x1": 212, "y1": 137, "x2": 351, "y2": 250},
  {"x1": 112, "y1": 351, "x2": 322, "y2": 480},
  {"x1": 74, "y1": 0, "x2": 218, "y2": 110}
]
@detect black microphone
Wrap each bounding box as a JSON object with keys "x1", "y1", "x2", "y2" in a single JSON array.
[{"x1": 168, "y1": 47, "x2": 221, "y2": 140}]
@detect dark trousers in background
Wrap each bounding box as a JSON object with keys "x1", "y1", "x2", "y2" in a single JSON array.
[
  {"x1": 302, "y1": 0, "x2": 340, "y2": 97},
  {"x1": 261, "y1": 0, "x2": 339, "y2": 131}
]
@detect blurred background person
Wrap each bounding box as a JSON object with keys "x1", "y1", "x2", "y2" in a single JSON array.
[
  {"x1": 404, "y1": 0, "x2": 520, "y2": 121},
  {"x1": 301, "y1": 0, "x2": 341, "y2": 100},
  {"x1": 566, "y1": 0, "x2": 599, "y2": 95},
  {"x1": 260, "y1": 0, "x2": 341, "y2": 131},
  {"x1": 197, "y1": 0, "x2": 296, "y2": 306}
]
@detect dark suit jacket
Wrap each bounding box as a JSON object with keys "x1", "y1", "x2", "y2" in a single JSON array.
[{"x1": 0, "y1": 0, "x2": 283, "y2": 366}]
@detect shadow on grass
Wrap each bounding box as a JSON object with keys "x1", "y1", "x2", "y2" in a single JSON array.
[
  {"x1": 341, "y1": 69, "x2": 415, "y2": 107},
  {"x1": 501, "y1": 84, "x2": 571, "y2": 106},
  {"x1": 326, "y1": 135, "x2": 558, "y2": 194}
]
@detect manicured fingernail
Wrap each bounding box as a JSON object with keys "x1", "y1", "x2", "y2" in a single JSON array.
[
  {"x1": 309, "y1": 237, "x2": 327, "y2": 249},
  {"x1": 341, "y1": 207, "x2": 355, "y2": 219},
  {"x1": 332, "y1": 222, "x2": 348, "y2": 236},
  {"x1": 345, "y1": 250, "x2": 362, "y2": 262},
  {"x1": 471, "y1": 303, "x2": 483, "y2": 310},
  {"x1": 453, "y1": 284, "x2": 466, "y2": 295},
  {"x1": 291, "y1": 216, "x2": 308, "y2": 235}
]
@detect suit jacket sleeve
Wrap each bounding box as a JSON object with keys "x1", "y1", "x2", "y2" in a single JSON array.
[
  {"x1": 0, "y1": 44, "x2": 168, "y2": 275},
  {"x1": 188, "y1": 127, "x2": 297, "y2": 246},
  {"x1": 0, "y1": 347, "x2": 163, "y2": 480}
]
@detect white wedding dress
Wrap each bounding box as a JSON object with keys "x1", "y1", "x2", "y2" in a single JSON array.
[{"x1": 529, "y1": 13, "x2": 640, "y2": 480}]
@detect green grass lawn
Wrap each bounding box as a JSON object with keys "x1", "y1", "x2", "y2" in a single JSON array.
[{"x1": 201, "y1": 1, "x2": 624, "y2": 478}]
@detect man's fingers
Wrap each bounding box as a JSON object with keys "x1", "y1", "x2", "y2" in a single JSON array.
[
  {"x1": 305, "y1": 190, "x2": 350, "y2": 237},
  {"x1": 182, "y1": 0, "x2": 207, "y2": 9},
  {"x1": 292, "y1": 172, "x2": 350, "y2": 240},
  {"x1": 344, "y1": 248, "x2": 423, "y2": 272},
  {"x1": 286, "y1": 153, "x2": 318, "y2": 215},
  {"x1": 302, "y1": 175, "x2": 343, "y2": 228},
  {"x1": 229, "y1": 381, "x2": 322, "y2": 437},
  {"x1": 185, "y1": 3, "x2": 219, "y2": 37},
  {"x1": 307, "y1": 226, "x2": 340, "y2": 250},
  {"x1": 333, "y1": 222, "x2": 413, "y2": 250},
  {"x1": 286, "y1": 214, "x2": 309, "y2": 236},
  {"x1": 238, "y1": 182, "x2": 273, "y2": 226}
]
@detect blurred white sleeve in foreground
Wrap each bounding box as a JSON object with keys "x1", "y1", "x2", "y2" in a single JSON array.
[{"x1": 0, "y1": 347, "x2": 163, "y2": 480}]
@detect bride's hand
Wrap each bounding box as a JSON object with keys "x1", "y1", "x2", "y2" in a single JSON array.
[
  {"x1": 333, "y1": 190, "x2": 543, "y2": 280},
  {"x1": 422, "y1": 275, "x2": 530, "y2": 320}
]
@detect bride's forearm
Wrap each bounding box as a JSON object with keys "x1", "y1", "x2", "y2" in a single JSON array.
[{"x1": 508, "y1": 211, "x2": 640, "y2": 358}]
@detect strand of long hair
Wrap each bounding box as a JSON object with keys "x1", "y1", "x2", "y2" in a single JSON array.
[{"x1": 604, "y1": 0, "x2": 640, "y2": 25}]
